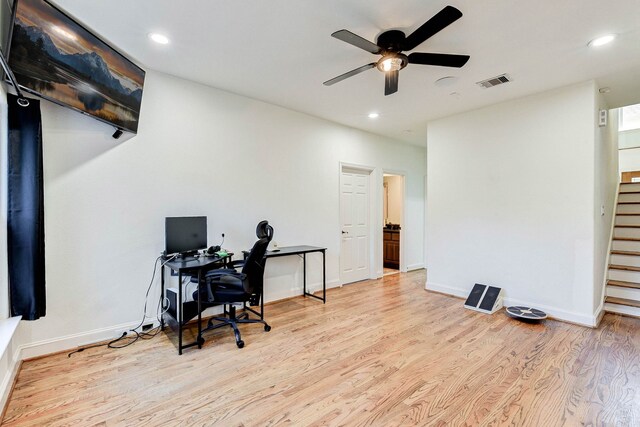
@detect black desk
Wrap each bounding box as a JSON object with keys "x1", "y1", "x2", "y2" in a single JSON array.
[
  {"x1": 161, "y1": 254, "x2": 232, "y2": 355},
  {"x1": 264, "y1": 246, "x2": 327, "y2": 303}
]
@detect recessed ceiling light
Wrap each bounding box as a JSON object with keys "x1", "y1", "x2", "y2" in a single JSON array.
[
  {"x1": 588, "y1": 34, "x2": 616, "y2": 47},
  {"x1": 149, "y1": 33, "x2": 170, "y2": 45},
  {"x1": 368, "y1": 112, "x2": 380, "y2": 119},
  {"x1": 434, "y1": 76, "x2": 458, "y2": 87}
]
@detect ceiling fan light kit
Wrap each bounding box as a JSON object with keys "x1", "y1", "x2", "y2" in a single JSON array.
[
  {"x1": 377, "y1": 54, "x2": 407, "y2": 72},
  {"x1": 324, "y1": 5, "x2": 470, "y2": 96}
]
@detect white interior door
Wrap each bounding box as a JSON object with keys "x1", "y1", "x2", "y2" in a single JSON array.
[{"x1": 340, "y1": 167, "x2": 370, "y2": 284}]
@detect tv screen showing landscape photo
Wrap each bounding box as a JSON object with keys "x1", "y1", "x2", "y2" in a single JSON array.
[{"x1": 8, "y1": 0, "x2": 145, "y2": 133}]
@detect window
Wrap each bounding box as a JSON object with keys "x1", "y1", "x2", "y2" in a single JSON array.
[{"x1": 620, "y1": 104, "x2": 640, "y2": 132}]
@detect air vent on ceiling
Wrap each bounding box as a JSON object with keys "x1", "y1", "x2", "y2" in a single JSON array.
[{"x1": 476, "y1": 74, "x2": 512, "y2": 89}]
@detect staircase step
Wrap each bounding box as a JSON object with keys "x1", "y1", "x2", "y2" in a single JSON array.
[
  {"x1": 615, "y1": 225, "x2": 640, "y2": 228},
  {"x1": 619, "y1": 191, "x2": 640, "y2": 194},
  {"x1": 607, "y1": 283, "x2": 640, "y2": 300},
  {"x1": 608, "y1": 268, "x2": 640, "y2": 282},
  {"x1": 611, "y1": 253, "x2": 640, "y2": 268},
  {"x1": 619, "y1": 184, "x2": 640, "y2": 193},
  {"x1": 616, "y1": 205, "x2": 640, "y2": 214},
  {"x1": 607, "y1": 279, "x2": 640, "y2": 289},
  {"x1": 612, "y1": 240, "x2": 640, "y2": 252},
  {"x1": 605, "y1": 296, "x2": 640, "y2": 308},
  {"x1": 614, "y1": 227, "x2": 640, "y2": 239},
  {"x1": 616, "y1": 213, "x2": 640, "y2": 216},
  {"x1": 615, "y1": 218, "x2": 640, "y2": 226},
  {"x1": 605, "y1": 302, "x2": 640, "y2": 319},
  {"x1": 613, "y1": 237, "x2": 640, "y2": 242},
  {"x1": 618, "y1": 194, "x2": 640, "y2": 203},
  {"x1": 611, "y1": 250, "x2": 640, "y2": 256},
  {"x1": 610, "y1": 264, "x2": 640, "y2": 272}
]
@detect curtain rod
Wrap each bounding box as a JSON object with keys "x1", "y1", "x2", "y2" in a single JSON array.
[{"x1": 0, "y1": 48, "x2": 29, "y2": 107}]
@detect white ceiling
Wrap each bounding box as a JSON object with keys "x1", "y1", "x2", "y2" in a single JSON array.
[{"x1": 53, "y1": 0, "x2": 640, "y2": 146}]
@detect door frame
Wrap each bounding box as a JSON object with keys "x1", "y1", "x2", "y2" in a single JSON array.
[
  {"x1": 339, "y1": 162, "x2": 377, "y2": 285},
  {"x1": 381, "y1": 169, "x2": 407, "y2": 274}
]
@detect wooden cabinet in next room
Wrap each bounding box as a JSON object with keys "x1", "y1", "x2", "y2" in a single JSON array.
[{"x1": 383, "y1": 229, "x2": 400, "y2": 269}]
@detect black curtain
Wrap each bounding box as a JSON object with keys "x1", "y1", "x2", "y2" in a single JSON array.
[{"x1": 7, "y1": 94, "x2": 46, "y2": 320}]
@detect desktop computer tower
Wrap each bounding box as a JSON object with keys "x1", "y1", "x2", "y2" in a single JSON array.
[
  {"x1": 166, "y1": 287, "x2": 179, "y2": 319},
  {"x1": 165, "y1": 287, "x2": 201, "y2": 323}
]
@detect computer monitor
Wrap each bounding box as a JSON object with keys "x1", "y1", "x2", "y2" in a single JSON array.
[{"x1": 165, "y1": 216, "x2": 207, "y2": 256}]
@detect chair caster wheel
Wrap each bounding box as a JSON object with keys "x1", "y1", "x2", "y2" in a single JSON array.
[
  {"x1": 236, "y1": 340, "x2": 245, "y2": 348},
  {"x1": 264, "y1": 325, "x2": 271, "y2": 332},
  {"x1": 197, "y1": 336, "x2": 205, "y2": 346}
]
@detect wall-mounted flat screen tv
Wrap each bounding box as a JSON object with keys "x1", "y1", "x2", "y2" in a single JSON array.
[{"x1": 7, "y1": 0, "x2": 145, "y2": 133}]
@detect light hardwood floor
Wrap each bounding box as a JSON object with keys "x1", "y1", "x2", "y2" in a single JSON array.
[{"x1": 3, "y1": 270, "x2": 640, "y2": 426}]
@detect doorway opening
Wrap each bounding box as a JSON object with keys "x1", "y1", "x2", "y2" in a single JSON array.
[{"x1": 382, "y1": 173, "x2": 404, "y2": 276}]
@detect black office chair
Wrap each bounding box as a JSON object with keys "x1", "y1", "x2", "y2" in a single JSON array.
[
  {"x1": 194, "y1": 236, "x2": 271, "y2": 348},
  {"x1": 256, "y1": 220, "x2": 274, "y2": 240},
  {"x1": 226, "y1": 220, "x2": 273, "y2": 271}
]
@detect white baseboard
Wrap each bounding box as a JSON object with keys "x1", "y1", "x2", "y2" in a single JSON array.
[
  {"x1": 502, "y1": 296, "x2": 598, "y2": 327},
  {"x1": 18, "y1": 279, "x2": 341, "y2": 361},
  {"x1": 406, "y1": 263, "x2": 425, "y2": 272},
  {"x1": 593, "y1": 300, "x2": 605, "y2": 327},
  {"x1": 425, "y1": 281, "x2": 599, "y2": 327},
  {"x1": 19, "y1": 320, "x2": 142, "y2": 360},
  {"x1": 425, "y1": 281, "x2": 468, "y2": 298},
  {"x1": 0, "y1": 317, "x2": 22, "y2": 418},
  {"x1": 0, "y1": 349, "x2": 21, "y2": 418},
  {"x1": 5, "y1": 277, "x2": 339, "y2": 403}
]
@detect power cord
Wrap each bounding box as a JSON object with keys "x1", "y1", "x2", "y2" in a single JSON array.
[{"x1": 68, "y1": 254, "x2": 177, "y2": 357}]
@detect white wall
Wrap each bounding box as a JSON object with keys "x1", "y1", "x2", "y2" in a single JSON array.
[
  {"x1": 383, "y1": 175, "x2": 403, "y2": 225},
  {"x1": 593, "y1": 94, "x2": 619, "y2": 315},
  {"x1": 16, "y1": 70, "x2": 425, "y2": 352},
  {"x1": 426, "y1": 81, "x2": 599, "y2": 325},
  {"x1": 619, "y1": 148, "x2": 640, "y2": 173},
  {"x1": 618, "y1": 128, "x2": 640, "y2": 150}
]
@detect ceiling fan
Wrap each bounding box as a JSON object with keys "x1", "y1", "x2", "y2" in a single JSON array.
[{"x1": 323, "y1": 5, "x2": 470, "y2": 96}]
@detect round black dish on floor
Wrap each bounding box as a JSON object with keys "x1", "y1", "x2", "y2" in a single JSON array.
[{"x1": 506, "y1": 306, "x2": 547, "y2": 322}]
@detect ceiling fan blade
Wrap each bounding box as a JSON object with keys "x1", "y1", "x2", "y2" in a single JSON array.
[
  {"x1": 384, "y1": 70, "x2": 399, "y2": 96},
  {"x1": 323, "y1": 63, "x2": 376, "y2": 86},
  {"x1": 331, "y1": 30, "x2": 381, "y2": 54},
  {"x1": 408, "y1": 52, "x2": 470, "y2": 68},
  {"x1": 403, "y1": 6, "x2": 463, "y2": 51}
]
